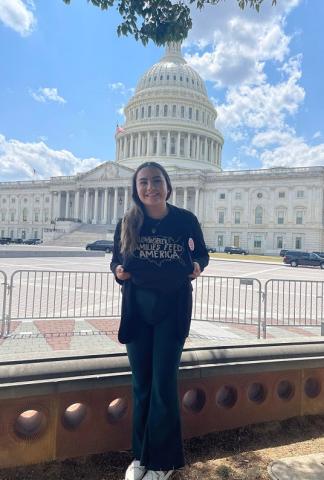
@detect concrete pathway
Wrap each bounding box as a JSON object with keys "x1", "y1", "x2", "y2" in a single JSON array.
[{"x1": 269, "y1": 453, "x2": 324, "y2": 479}]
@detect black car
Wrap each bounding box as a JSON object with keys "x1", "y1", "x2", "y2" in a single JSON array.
[
  {"x1": 23, "y1": 238, "x2": 42, "y2": 245},
  {"x1": 12, "y1": 238, "x2": 24, "y2": 244},
  {"x1": 313, "y1": 251, "x2": 324, "y2": 258},
  {"x1": 224, "y1": 246, "x2": 249, "y2": 255},
  {"x1": 279, "y1": 249, "x2": 289, "y2": 257},
  {"x1": 206, "y1": 245, "x2": 217, "y2": 253},
  {"x1": 281, "y1": 249, "x2": 305, "y2": 258},
  {"x1": 283, "y1": 252, "x2": 324, "y2": 268},
  {"x1": 0, "y1": 237, "x2": 11, "y2": 245},
  {"x1": 85, "y1": 240, "x2": 114, "y2": 253}
]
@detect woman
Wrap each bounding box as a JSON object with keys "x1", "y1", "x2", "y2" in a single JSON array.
[{"x1": 110, "y1": 162, "x2": 209, "y2": 480}]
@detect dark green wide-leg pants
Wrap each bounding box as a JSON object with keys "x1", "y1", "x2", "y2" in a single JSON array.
[{"x1": 126, "y1": 307, "x2": 185, "y2": 471}]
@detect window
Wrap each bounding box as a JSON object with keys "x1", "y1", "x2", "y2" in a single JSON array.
[
  {"x1": 161, "y1": 135, "x2": 167, "y2": 155},
  {"x1": 234, "y1": 211, "x2": 241, "y2": 224},
  {"x1": 181, "y1": 106, "x2": 185, "y2": 118},
  {"x1": 295, "y1": 237, "x2": 302, "y2": 249},
  {"x1": 11, "y1": 198, "x2": 15, "y2": 204},
  {"x1": 2, "y1": 198, "x2": 6, "y2": 204},
  {"x1": 163, "y1": 105, "x2": 168, "y2": 117},
  {"x1": 34, "y1": 212, "x2": 39, "y2": 222},
  {"x1": 296, "y1": 210, "x2": 303, "y2": 224},
  {"x1": 217, "y1": 235, "x2": 223, "y2": 247},
  {"x1": 44, "y1": 209, "x2": 49, "y2": 222},
  {"x1": 297, "y1": 190, "x2": 304, "y2": 198},
  {"x1": 22, "y1": 208, "x2": 28, "y2": 222},
  {"x1": 155, "y1": 105, "x2": 159, "y2": 117},
  {"x1": 135, "y1": 109, "x2": 138, "y2": 120},
  {"x1": 21, "y1": 230, "x2": 26, "y2": 239},
  {"x1": 233, "y1": 235, "x2": 240, "y2": 247},
  {"x1": 195, "y1": 109, "x2": 199, "y2": 121},
  {"x1": 235, "y1": 192, "x2": 241, "y2": 200},
  {"x1": 1, "y1": 212, "x2": 5, "y2": 222},
  {"x1": 45, "y1": 197, "x2": 50, "y2": 203},
  {"x1": 148, "y1": 105, "x2": 152, "y2": 118},
  {"x1": 172, "y1": 105, "x2": 176, "y2": 117},
  {"x1": 188, "y1": 107, "x2": 192, "y2": 119},
  {"x1": 153, "y1": 135, "x2": 157, "y2": 155},
  {"x1": 24, "y1": 198, "x2": 28, "y2": 203},
  {"x1": 255, "y1": 206, "x2": 263, "y2": 224},
  {"x1": 219, "y1": 193, "x2": 225, "y2": 200},
  {"x1": 254, "y1": 236, "x2": 262, "y2": 248},
  {"x1": 277, "y1": 210, "x2": 284, "y2": 224},
  {"x1": 277, "y1": 236, "x2": 283, "y2": 249},
  {"x1": 141, "y1": 107, "x2": 144, "y2": 119},
  {"x1": 218, "y1": 211, "x2": 225, "y2": 224},
  {"x1": 279, "y1": 191, "x2": 285, "y2": 198},
  {"x1": 180, "y1": 136, "x2": 185, "y2": 156},
  {"x1": 170, "y1": 135, "x2": 176, "y2": 155},
  {"x1": 10, "y1": 212, "x2": 14, "y2": 222},
  {"x1": 257, "y1": 192, "x2": 263, "y2": 199},
  {"x1": 33, "y1": 230, "x2": 38, "y2": 239}
]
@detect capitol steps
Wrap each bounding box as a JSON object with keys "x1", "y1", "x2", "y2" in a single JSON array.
[{"x1": 44, "y1": 224, "x2": 115, "y2": 247}]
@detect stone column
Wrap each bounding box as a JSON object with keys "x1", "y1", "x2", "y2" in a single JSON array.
[
  {"x1": 177, "y1": 132, "x2": 181, "y2": 156},
  {"x1": 187, "y1": 133, "x2": 191, "y2": 158},
  {"x1": 172, "y1": 188, "x2": 177, "y2": 206},
  {"x1": 84, "y1": 189, "x2": 89, "y2": 223},
  {"x1": 197, "y1": 136, "x2": 200, "y2": 160},
  {"x1": 130, "y1": 134, "x2": 134, "y2": 157},
  {"x1": 103, "y1": 188, "x2": 108, "y2": 224},
  {"x1": 124, "y1": 187, "x2": 129, "y2": 213},
  {"x1": 57, "y1": 191, "x2": 62, "y2": 219},
  {"x1": 112, "y1": 187, "x2": 118, "y2": 224},
  {"x1": 183, "y1": 188, "x2": 188, "y2": 210},
  {"x1": 194, "y1": 188, "x2": 200, "y2": 216},
  {"x1": 156, "y1": 131, "x2": 161, "y2": 156},
  {"x1": 167, "y1": 131, "x2": 171, "y2": 156},
  {"x1": 205, "y1": 137, "x2": 208, "y2": 161},
  {"x1": 74, "y1": 190, "x2": 80, "y2": 219},
  {"x1": 137, "y1": 133, "x2": 141, "y2": 156},
  {"x1": 93, "y1": 189, "x2": 99, "y2": 224},
  {"x1": 65, "y1": 191, "x2": 70, "y2": 218}
]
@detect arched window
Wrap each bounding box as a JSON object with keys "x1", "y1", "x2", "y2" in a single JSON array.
[
  {"x1": 163, "y1": 105, "x2": 168, "y2": 117},
  {"x1": 255, "y1": 206, "x2": 263, "y2": 225},
  {"x1": 155, "y1": 105, "x2": 159, "y2": 117},
  {"x1": 148, "y1": 105, "x2": 152, "y2": 118}
]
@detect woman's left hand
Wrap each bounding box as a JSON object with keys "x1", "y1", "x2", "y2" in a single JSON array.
[{"x1": 189, "y1": 262, "x2": 201, "y2": 279}]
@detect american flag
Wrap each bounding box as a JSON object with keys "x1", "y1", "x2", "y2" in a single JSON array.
[{"x1": 116, "y1": 124, "x2": 125, "y2": 134}]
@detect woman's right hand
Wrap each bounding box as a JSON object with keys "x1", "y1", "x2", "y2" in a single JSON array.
[{"x1": 115, "y1": 265, "x2": 131, "y2": 281}]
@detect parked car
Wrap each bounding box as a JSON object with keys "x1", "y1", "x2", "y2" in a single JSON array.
[
  {"x1": 23, "y1": 238, "x2": 42, "y2": 245},
  {"x1": 206, "y1": 245, "x2": 217, "y2": 253},
  {"x1": 283, "y1": 252, "x2": 324, "y2": 268},
  {"x1": 85, "y1": 240, "x2": 114, "y2": 253},
  {"x1": 12, "y1": 238, "x2": 24, "y2": 244},
  {"x1": 0, "y1": 237, "x2": 11, "y2": 245},
  {"x1": 313, "y1": 251, "x2": 324, "y2": 258},
  {"x1": 224, "y1": 246, "x2": 249, "y2": 255},
  {"x1": 279, "y1": 249, "x2": 289, "y2": 257}
]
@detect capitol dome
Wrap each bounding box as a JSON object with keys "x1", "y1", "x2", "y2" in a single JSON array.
[{"x1": 115, "y1": 42, "x2": 224, "y2": 172}]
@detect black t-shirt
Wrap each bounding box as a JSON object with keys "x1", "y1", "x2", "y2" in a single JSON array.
[{"x1": 111, "y1": 204, "x2": 209, "y2": 293}]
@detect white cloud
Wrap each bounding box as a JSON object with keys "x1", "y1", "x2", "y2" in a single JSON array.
[
  {"x1": 313, "y1": 131, "x2": 321, "y2": 140},
  {"x1": 0, "y1": 0, "x2": 36, "y2": 36},
  {"x1": 108, "y1": 82, "x2": 134, "y2": 96},
  {"x1": 30, "y1": 87, "x2": 66, "y2": 104},
  {"x1": 0, "y1": 134, "x2": 102, "y2": 181}
]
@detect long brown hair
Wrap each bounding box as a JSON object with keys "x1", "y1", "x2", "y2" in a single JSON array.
[{"x1": 120, "y1": 162, "x2": 172, "y2": 255}]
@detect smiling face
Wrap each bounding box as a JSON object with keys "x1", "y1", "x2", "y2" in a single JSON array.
[{"x1": 135, "y1": 166, "x2": 170, "y2": 215}]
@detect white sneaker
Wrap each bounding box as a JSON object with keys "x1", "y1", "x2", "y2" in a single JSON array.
[
  {"x1": 142, "y1": 470, "x2": 173, "y2": 480},
  {"x1": 125, "y1": 460, "x2": 147, "y2": 480}
]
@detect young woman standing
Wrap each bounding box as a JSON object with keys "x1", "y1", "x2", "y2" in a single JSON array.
[{"x1": 111, "y1": 162, "x2": 209, "y2": 480}]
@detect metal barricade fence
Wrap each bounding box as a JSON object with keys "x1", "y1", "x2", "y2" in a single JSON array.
[
  {"x1": 7, "y1": 271, "x2": 122, "y2": 333},
  {"x1": 5, "y1": 271, "x2": 263, "y2": 338},
  {"x1": 264, "y1": 279, "x2": 324, "y2": 337},
  {"x1": 192, "y1": 276, "x2": 263, "y2": 338},
  {"x1": 0, "y1": 271, "x2": 7, "y2": 338}
]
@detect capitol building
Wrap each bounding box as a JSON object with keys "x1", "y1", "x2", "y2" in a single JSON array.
[{"x1": 1, "y1": 42, "x2": 324, "y2": 254}]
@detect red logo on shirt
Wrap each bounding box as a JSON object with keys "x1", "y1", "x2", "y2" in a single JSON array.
[{"x1": 188, "y1": 238, "x2": 195, "y2": 251}]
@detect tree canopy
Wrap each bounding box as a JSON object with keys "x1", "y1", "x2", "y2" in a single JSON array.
[{"x1": 62, "y1": 0, "x2": 277, "y2": 46}]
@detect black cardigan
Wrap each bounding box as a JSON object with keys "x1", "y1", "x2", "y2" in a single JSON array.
[{"x1": 110, "y1": 204, "x2": 209, "y2": 343}]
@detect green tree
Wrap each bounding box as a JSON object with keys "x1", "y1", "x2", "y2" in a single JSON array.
[{"x1": 62, "y1": 0, "x2": 277, "y2": 45}]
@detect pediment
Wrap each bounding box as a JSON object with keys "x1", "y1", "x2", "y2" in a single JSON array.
[{"x1": 79, "y1": 161, "x2": 134, "y2": 182}]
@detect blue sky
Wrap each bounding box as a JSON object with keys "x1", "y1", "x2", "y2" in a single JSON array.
[{"x1": 0, "y1": 0, "x2": 323, "y2": 181}]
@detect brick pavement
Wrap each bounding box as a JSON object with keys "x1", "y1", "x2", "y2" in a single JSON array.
[{"x1": 1, "y1": 316, "x2": 321, "y2": 361}]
